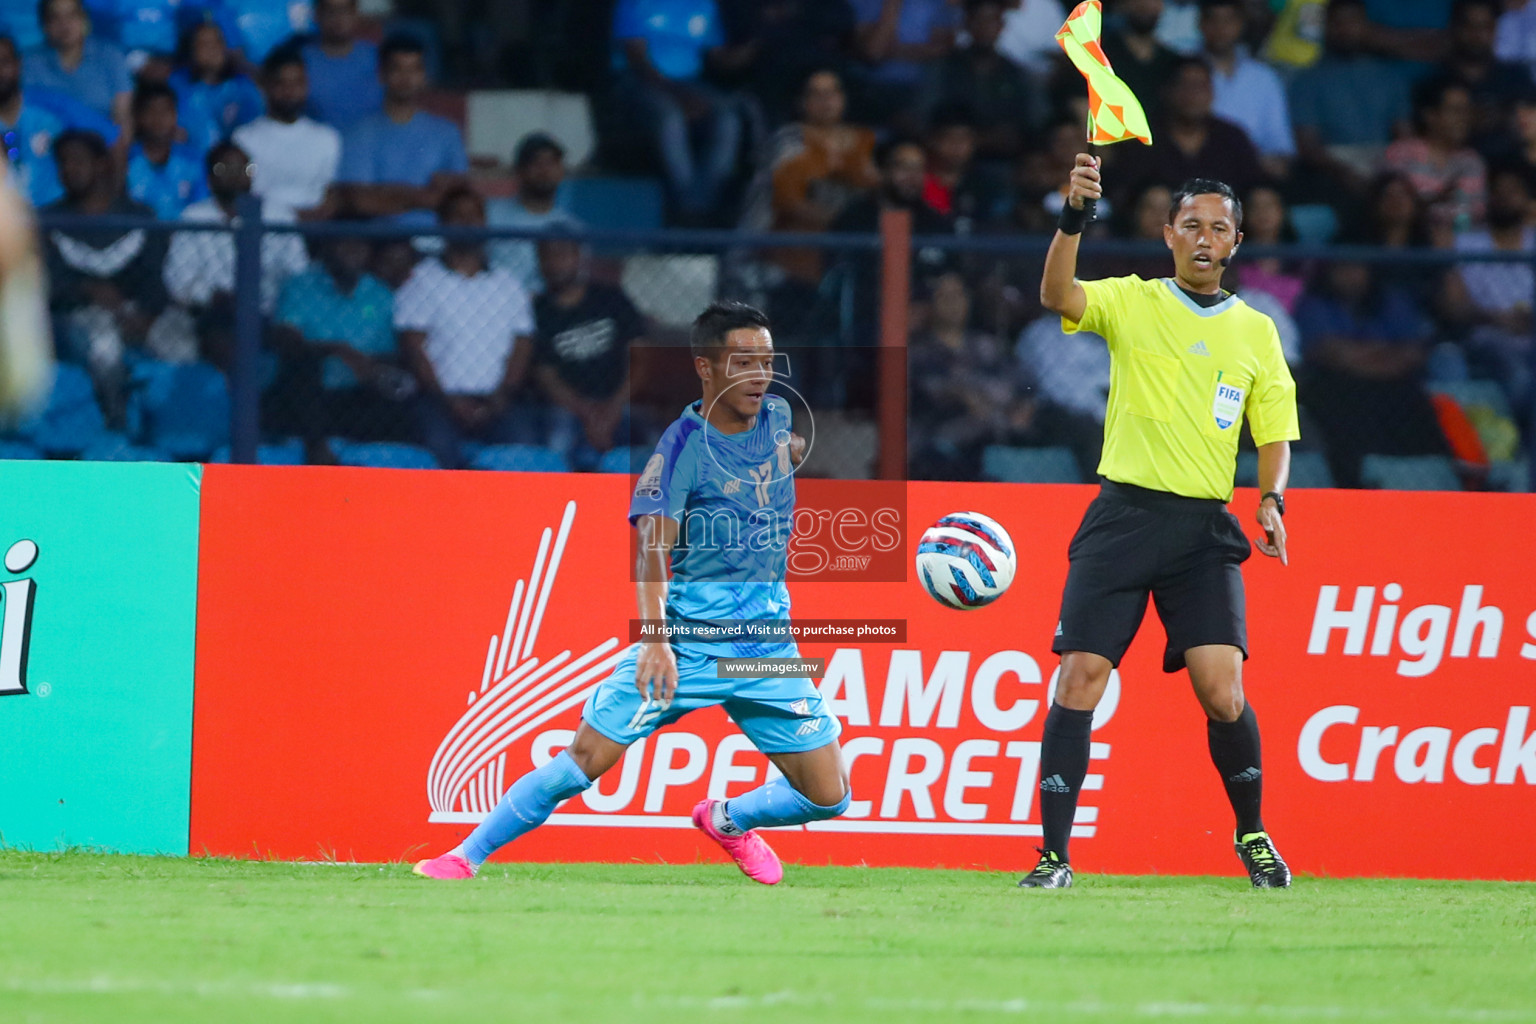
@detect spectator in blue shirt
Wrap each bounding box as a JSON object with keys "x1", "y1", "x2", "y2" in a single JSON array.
[
  {"x1": 23, "y1": 0, "x2": 130, "y2": 138},
  {"x1": 213, "y1": 0, "x2": 313, "y2": 63},
  {"x1": 850, "y1": 0, "x2": 960, "y2": 127},
  {"x1": 612, "y1": 0, "x2": 758, "y2": 221},
  {"x1": 487, "y1": 132, "x2": 581, "y2": 294},
  {"x1": 271, "y1": 224, "x2": 409, "y2": 462},
  {"x1": 0, "y1": 33, "x2": 65, "y2": 206},
  {"x1": 125, "y1": 82, "x2": 206, "y2": 218},
  {"x1": 1291, "y1": 0, "x2": 1410, "y2": 147},
  {"x1": 300, "y1": 0, "x2": 380, "y2": 130},
  {"x1": 1200, "y1": 0, "x2": 1294, "y2": 173},
  {"x1": 336, "y1": 35, "x2": 467, "y2": 220},
  {"x1": 169, "y1": 19, "x2": 264, "y2": 157}
]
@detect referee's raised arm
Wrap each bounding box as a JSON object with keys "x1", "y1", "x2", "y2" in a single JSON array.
[{"x1": 1039, "y1": 153, "x2": 1101, "y2": 324}]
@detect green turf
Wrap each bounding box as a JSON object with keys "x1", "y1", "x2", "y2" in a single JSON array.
[{"x1": 2, "y1": 852, "x2": 1533, "y2": 1024}]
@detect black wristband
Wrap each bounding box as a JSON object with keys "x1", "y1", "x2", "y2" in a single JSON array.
[
  {"x1": 1261, "y1": 491, "x2": 1285, "y2": 516},
  {"x1": 1057, "y1": 202, "x2": 1090, "y2": 235}
]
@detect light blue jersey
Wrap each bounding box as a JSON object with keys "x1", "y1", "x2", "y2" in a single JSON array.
[
  {"x1": 629, "y1": 397, "x2": 796, "y2": 658},
  {"x1": 581, "y1": 393, "x2": 839, "y2": 755}
]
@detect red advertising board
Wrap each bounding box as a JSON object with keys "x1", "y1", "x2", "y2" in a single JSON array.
[{"x1": 190, "y1": 466, "x2": 1536, "y2": 879}]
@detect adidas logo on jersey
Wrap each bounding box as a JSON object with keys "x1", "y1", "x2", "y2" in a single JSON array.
[
  {"x1": 1188, "y1": 340, "x2": 1211, "y2": 357},
  {"x1": 722, "y1": 477, "x2": 741, "y2": 496},
  {"x1": 1040, "y1": 774, "x2": 1072, "y2": 793}
]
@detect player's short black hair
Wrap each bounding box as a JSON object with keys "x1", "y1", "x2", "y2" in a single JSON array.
[
  {"x1": 690, "y1": 301, "x2": 770, "y2": 361},
  {"x1": 131, "y1": 81, "x2": 177, "y2": 116},
  {"x1": 379, "y1": 33, "x2": 426, "y2": 70},
  {"x1": 1169, "y1": 178, "x2": 1243, "y2": 228}
]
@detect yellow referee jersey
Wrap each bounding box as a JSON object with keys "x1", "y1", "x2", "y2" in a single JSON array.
[{"x1": 1063, "y1": 276, "x2": 1299, "y2": 501}]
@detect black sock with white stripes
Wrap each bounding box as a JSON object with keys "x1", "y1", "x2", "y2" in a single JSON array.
[
  {"x1": 1207, "y1": 702, "x2": 1265, "y2": 836},
  {"x1": 1038, "y1": 703, "x2": 1095, "y2": 861}
]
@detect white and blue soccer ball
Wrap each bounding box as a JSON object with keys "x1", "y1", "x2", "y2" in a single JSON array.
[{"x1": 916, "y1": 511, "x2": 1017, "y2": 609}]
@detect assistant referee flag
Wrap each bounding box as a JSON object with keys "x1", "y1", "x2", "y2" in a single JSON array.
[{"x1": 1063, "y1": 276, "x2": 1299, "y2": 501}]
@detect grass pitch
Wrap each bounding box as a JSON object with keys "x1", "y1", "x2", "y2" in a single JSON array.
[{"x1": 2, "y1": 852, "x2": 1533, "y2": 1024}]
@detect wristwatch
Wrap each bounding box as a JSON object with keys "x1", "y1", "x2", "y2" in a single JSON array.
[{"x1": 1261, "y1": 491, "x2": 1285, "y2": 517}]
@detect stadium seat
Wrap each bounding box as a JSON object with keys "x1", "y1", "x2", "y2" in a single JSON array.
[
  {"x1": 466, "y1": 90, "x2": 596, "y2": 168},
  {"x1": 469, "y1": 444, "x2": 569, "y2": 473},
  {"x1": 1429, "y1": 379, "x2": 1514, "y2": 419},
  {"x1": 0, "y1": 439, "x2": 42, "y2": 460},
  {"x1": 597, "y1": 446, "x2": 651, "y2": 474},
  {"x1": 208, "y1": 439, "x2": 308, "y2": 466},
  {"x1": 1289, "y1": 451, "x2": 1335, "y2": 488},
  {"x1": 331, "y1": 441, "x2": 439, "y2": 470},
  {"x1": 1360, "y1": 454, "x2": 1461, "y2": 491},
  {"x1": 622, "y1": 255, "x2": 719, "y2": 328},
  {"x1": 80, "y1": 435, "x2": 171, "y2": 463},
  {"x1": 563, "y1": 177, "x2": 665, "y2": 232},
  {"x1": 1288, "y1": 204, "x2": 1338, "y2": 244},
  {"x1": 981, "y1": 445, "x2": 1082, "y2": 483},
  {"x1": 133, "y1": 361, "x2": 231, "y2": 461},
  {"x1": 1237, "y1": 450, "x2": 1332, "y2": 489},
  {"x1": 27, "y1": 364, "x2": 107, "y2": 457}
]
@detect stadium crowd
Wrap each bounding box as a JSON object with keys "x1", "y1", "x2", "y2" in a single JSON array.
[{"x1": 2, "y1": 0, "x2": 1533, "y2": 488}]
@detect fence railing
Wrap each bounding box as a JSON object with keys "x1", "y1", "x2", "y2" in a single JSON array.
[{"x1": 23, "y1": 202, "x2": 1535, "y2": 492}]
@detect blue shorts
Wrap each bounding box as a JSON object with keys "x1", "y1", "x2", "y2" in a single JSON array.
[{"x1": 582, "y1": 644, "x2": 841, "y2": 754}]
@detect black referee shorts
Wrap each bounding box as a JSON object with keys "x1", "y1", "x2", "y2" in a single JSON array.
[{"x1": 1052, "y1": 479, "x2": 1252, "y2": 673}]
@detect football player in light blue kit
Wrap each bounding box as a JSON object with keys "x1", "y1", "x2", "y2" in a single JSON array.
[{"x1": 416, "y1": 301, "x2": 850, "y2": 883}]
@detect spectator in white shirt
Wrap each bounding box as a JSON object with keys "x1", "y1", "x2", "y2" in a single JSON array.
[
  {"x1": 994, "y1": 0, "x2": 1066, "y2": 78},
  {"x1": 1201, "y1": 0, "x2": 1294, "y2": 174},
  {"x1": 233, "y1": 48, "x2": 342, "y2": 217},
  {"x1": 396, "y1": 187, "x2": 537, "y2": 468},
  {"x1": 163, "y1": 140, "x2": 309, "y2": 367}
]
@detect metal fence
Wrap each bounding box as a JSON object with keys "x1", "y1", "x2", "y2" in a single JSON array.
[{"x1": 13, "y1": 201, "x2": 1533, "y2": 493}]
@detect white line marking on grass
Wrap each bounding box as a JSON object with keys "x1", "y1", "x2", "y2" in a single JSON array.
[
  {"x1": 641, "y1": 993, "x2": 1536, "y2": 1021},
  {"x1": 0, "y1": 977, "x2": 446, "y2": 1001}
]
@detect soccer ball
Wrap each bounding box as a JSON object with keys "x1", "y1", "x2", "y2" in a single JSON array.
[{"x1": 916, "y1": 512, "x2": 1017, "y2": 609}]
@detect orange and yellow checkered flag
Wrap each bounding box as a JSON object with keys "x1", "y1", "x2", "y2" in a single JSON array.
[{"x1": 1056, "y1": 1, "x2": 1152, "y2": 146}]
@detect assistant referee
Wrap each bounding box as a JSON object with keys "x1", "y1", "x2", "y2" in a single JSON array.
[{"x1": 1021, "y1": 154, "x2": 1299, "y2": 890}]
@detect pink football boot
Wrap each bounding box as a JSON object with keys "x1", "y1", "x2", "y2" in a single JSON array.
[
  {"x1": 412, "y1": 852, "x2": 475, "y2": 879},
  {"x1": 692, "y1": 799, "x2": 784, "y2": 885}
]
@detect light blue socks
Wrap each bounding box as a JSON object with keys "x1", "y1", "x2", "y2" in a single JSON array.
[
  {"x1": 724, "y1": 776, "x2": 850, "y2": 832},
  {"x1": 461, "y1": 750, "x2": 592, "y2": 866}
]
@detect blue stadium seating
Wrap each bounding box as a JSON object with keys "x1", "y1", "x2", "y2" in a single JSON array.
[
  {"x1": 981, "y1": 445, "x2": 1082, "y2": 483},
  {"x1": 0, "y1": 440, "x2": 43, "y2": 460},
  {"x1": 81, "y1": 435, "x2": 172, "y2": 462},
  {"x1": 27, "y1": 364, "x2": 108, "y2": 457},
  {"x1": 208, "y1": 439, "x2": 307, "y2": 465},
  {"x1": 597, "y1": 446, "x2": 650, "y2": 474},
  {"x1": 131, "y1": 360, "x2": 231, "y2": 461},
  {"x1": 331, "y1": 440, "x2": 439, "y2": 470},
  {"x1": 1236, "y1": 450, "x2": 1335, "y2": 489},
  {"x1": 469, "y1": 444, "x2": 569, "y2": 473},
  {"x1": 1360, "y1": 454, "x2": 1461, "y2": 491},
  {"x1": 1288, "y1": 204, "x2": 1338, "y2": 244},
  {"x1": 563, "y1": 178, "x2": 665, "y2": 232}
]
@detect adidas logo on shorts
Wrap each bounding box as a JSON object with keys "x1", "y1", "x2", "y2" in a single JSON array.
[{"x1": 1228, "y1": 766, "x2": 1262, "y2": 783}]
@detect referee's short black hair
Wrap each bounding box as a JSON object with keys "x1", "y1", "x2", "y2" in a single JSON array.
[
  {"x1": 691, "y1": 301, "x2": 771, "y2": 361},
  {"x1": 1169, "y1": 178, "x2": 1244, "y2": 229}
]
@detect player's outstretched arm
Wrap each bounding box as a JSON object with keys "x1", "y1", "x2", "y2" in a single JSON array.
[
  {"x1": 1255, "y1": 441, "x2": 1291, "y2": 566},
  {"x1": 1039, "y1": 153, "x2": 1099, "y2": 325},
  {"x1": 634, "y1": 513, "x2": 681, "y2": 704}
]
